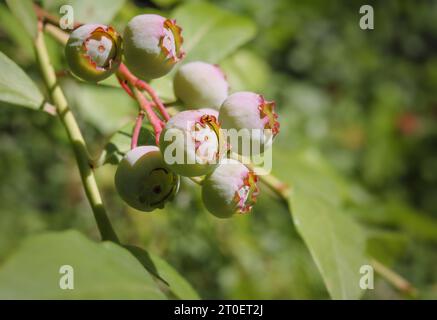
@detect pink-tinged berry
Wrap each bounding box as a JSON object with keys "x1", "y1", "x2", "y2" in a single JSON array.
[
  {"x1": 159, "y1": 109, "x2": 226, "y2": 177},
  {"x1": 198, "y1": 108, "x2": 219, "y2": 118},
  {"x1": 201, "y1": 159, "x2": 259, "y2": 218},
  {"x1": 65, "y1": 24, "x2": 122, "y2": 82},
  {"x1": 124, "y1": 14, "x2": 184, "y2": 80},
  {"x1": 174, "y1": 61, "x2": 229, "y2": 109},
  {"x1": 114, "y1": 146, "x2": 179, "y2": 212},
  {"x1": 218, "y1": 91, "x2": 279, "y2": 156}
]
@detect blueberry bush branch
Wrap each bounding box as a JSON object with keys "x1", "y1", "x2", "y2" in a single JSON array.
[
  {"x1": 34, "y1": 21, "x2": 119, "y2": 243},
  {"x1": 44, "y1": 23, "x2": 68, "y2": 45},
  {"x1": 35, "y1": 4, "x2": 416, "y2": 297}
]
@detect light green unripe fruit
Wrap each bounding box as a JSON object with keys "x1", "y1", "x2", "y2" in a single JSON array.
[
  {"x1": 219, "y1": 91, "x2": 280, "y2": 156},
  {"x1": 115, "y1": 146, "x2": 179, "y2": 212},
  {"x1": 65, "y1": 24, "x2": 122, "y2": 82},
  {"x1": 174, "y1": 61, "x2": 229, "y2": 109},
  {"x1": 123, "y1": 14, "x2": 184, "y2": 80},
  {"x1": 202, "y1": 159, "x2": 259, "y2": 218},
  {"x1": 159, "y1": 109, "x2": 226, "y2": 177}
]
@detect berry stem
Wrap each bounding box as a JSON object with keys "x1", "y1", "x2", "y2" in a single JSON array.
[
  {"x1": 131, "y1": 110, "x2": 145, "y2": 149},
  {"x1": 132, "y1": 87, "x2": 163, "y2": 146},
  {"x1": 116, "y1": 66, "x2": 164, "y2": 145},
  {"x1": 118, "y1": 63, "x2": 170, "y2": 121},
  {"x1": 34, "y1": 21, "x2": 120, "y2": 243},
  {"x1": 137, "y1": 79, "x2": 171, "y2": 121},
  {"x1": 116, "y1": 73, "x2": 134, "y2": 98}
]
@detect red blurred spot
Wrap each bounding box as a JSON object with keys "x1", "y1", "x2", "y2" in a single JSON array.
[{"x1": 397, "y1": 112, "x2": 420, "y2": 136}]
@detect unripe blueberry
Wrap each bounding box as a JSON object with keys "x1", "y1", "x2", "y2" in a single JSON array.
[
  {"x1": 201, "y1": 159, "x2": 259, "y2": 218},
  {"x1": 174, "y1": 61, "x2": 229, "y2": 109},
  {"x1": 115, "y1": 146, "x2": 179, "y2": 212},
  {"x1": 218, "y1": 91, "x2": 279, "y2": 156},
  {"x1": 159, "y1": 109, "x2": 226, "y2": 177},
  {"x1": 65, "y1": 24, "x2": 122, "y2": 82},
  {"x1": 198, "y1": 108, "x2": 219, "y2": 118},
  {"x1": 124, "y1": 14, "x2": 184, "y2": 80}
]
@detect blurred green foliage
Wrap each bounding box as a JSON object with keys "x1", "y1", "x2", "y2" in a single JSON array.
[{"x1": 0, "y1": 0, "x2": 436, "y2": 299}]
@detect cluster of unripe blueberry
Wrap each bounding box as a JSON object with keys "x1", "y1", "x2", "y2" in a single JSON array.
[{"x1": 64, "y1": 14, "x2": 279, "y2": 219}]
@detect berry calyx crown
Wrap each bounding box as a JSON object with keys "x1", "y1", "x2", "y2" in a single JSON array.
[
  {"x1": 258, "y1": 95, "x2": 280, "y2": 137},
  {"x1": 81, "y1": 26, "x2": 121, "y2": 71},
  {"x1": 160, "y1": 19, "x2": 185, "y2": 64},
  {"x1": 234, "y1": 171, "x2": 259, "y2": 214}
]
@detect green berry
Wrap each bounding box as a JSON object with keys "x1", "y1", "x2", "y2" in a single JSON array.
[
  {"x1": 219, "y1": 91, "x2": 279, "y2": 156},
  {"x1": 124, "y1": 14, "x2": 184, "y2": 80},
  {"x1": 159, "y1": 109, "x2": 226, "y2": 177},
  {"x1": 65, "y1": 24, "x2": 122, "y2": 82},
  {"x1": 114, "y1": 146, "x2": 179, "y2": 212},
  {"x1": 174, "y1": 61, "x2": 229, "y2": 109},
  {"x1": 202, "y1": 159, "x2": 259, "y2": 218}
]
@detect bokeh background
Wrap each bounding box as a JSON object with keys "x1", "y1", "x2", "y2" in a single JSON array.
[{"x1": 0, "y1": 0, "x2": 436, "y2": 299}]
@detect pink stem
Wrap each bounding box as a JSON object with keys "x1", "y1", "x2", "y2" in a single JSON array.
[
  {"x1": 131, "y1": 111, "x2": 145, "y2": 149},
  {"x1": 132, "y1": 88, "x2": 163, "y2": 146},
  {"x1": 136, "y1": 80, "x2": 170, "y2": 121},
  {"x1": 118, "y1": 63, "x2": 170, "y2": 121},
  {"x1": 116, "y1": 73, "x2": 134, "y2": 99}
]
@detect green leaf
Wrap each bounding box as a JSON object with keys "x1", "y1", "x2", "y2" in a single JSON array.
[
  {"x1": 0, "y1": 51, "x2": 44, "y2": 110},
  {"x1": 98, "y1": 74, "x2": 122, "y2": 88},
  {"x1": 275, "y1": 149, "x2": 369, "y2": 299},
  {"x1": 5, "y1": 0, "x2": 38, "y2": 39},
  {"x1": 150, "y1": 2, "x2": 257, "y2": 102},
  {"x1": 221, "y1": 49, "x2": 271, "y2": 92},
  {"x1": 62, "y1": 80, "x2": 136, "y2": 135},
  {"x1": 125, "y1": 245, "x2": 200, "y2": 299},
  {"x1": 151, "y1": 0, "x2": 181, "y2": 8},
  {"x1": 366, "y1": 231, "x2": 408, "y2": 266},
  {"x1": 0, "y1": 4, "x2": 34, "y2": 61},
  {"x1": 289, "y1": 192, "x2": 368, "y2": 299},
  {"x1": 172, "y1": 2, "x2": 256, "y2": 63},
  {"x1": 100, "y1": 121, "x2": 156, "y2": 165},
  {"x1": 353, "y1": 200, "x2": 437, "y2": 243},
  {"x1": 42, "y1": 0, "x2": 126, "y2": 24},
  {"x1": 149, "y1": 75, "x2": 177, "y2": 103},
  {"x1": 0, "y1": 230, "x2": 166, "y2": 299}
]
